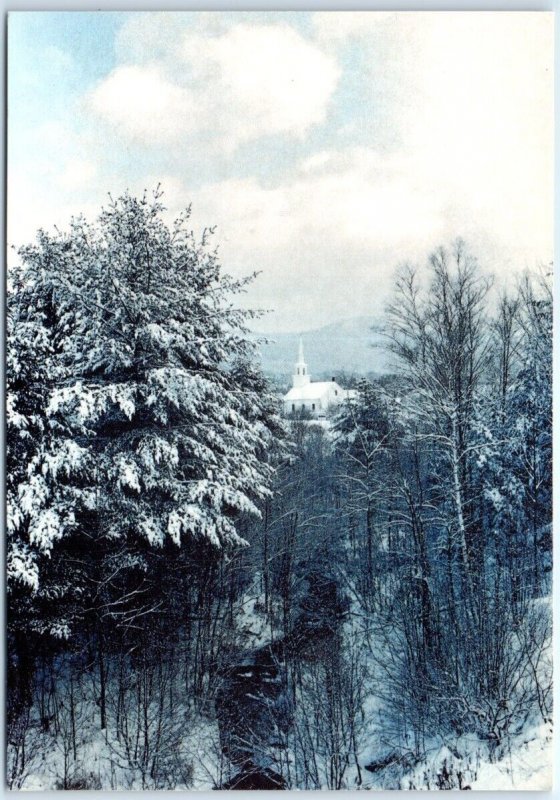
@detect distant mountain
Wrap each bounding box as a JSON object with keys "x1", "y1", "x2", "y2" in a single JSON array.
[{"x1": 253, "y1": 316, "x2": 390, "y2": 379}]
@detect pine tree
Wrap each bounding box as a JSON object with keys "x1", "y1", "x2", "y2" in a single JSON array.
[{"x1": 8, "y1": 190, "x2": 284, "y2": 643}]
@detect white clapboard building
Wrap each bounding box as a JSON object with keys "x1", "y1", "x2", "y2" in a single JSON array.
[{"x1": 283, "y1": 339, "x2": 356, "y2": 417}]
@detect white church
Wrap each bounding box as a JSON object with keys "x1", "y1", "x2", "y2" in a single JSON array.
[{"x1": 283, "y1": 339, "x2": 357, "y2": 418}]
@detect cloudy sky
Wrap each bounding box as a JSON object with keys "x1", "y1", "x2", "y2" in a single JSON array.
[{"x1": 8, "y1": 11, "x2": 553, "y2": 332}]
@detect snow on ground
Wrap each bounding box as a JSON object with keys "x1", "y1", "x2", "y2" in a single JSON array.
[
  {"x1": 470, "y1": 722, "x2": 553, "y2": 791},
  {"x1": 182, "y1": 715, "x2": 223, "y2": 790},
  {"x1": 13, "y1": 698, "x2": 222, "y2": 791},
  {"x1": 334, "y1": 591, "x2": 553, "y2": 791},
  {"x1": 235, "y1": 574, "x2": 276, "y2": 649},
  {"x1": 12, "y1": 587, "x2": 552, "y2": 790},
  {"x1": 382, "y1": 721, "x2": 553, "y2": 791}
]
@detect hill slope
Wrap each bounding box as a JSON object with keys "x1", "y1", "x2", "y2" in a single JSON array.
[{"x1": 254, "y1": 317, "x2": 390, "y2": 378}]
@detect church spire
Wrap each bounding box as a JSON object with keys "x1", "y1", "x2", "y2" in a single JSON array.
[
  {"x1": 293, "y1": 336, "x2": 310, "y2": 389},
  {"x1": 298, "y1": 336, "x2": 304, "y2": 364}
]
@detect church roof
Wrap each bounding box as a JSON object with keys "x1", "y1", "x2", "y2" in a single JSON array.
[{"x1": 284, "y1": 382, "x2": 342, "y2": 401}]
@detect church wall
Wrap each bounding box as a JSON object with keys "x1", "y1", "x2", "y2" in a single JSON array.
[
  {"x1": 283, "y1": 387, "x2": 347, "y2": 417},
  {"x1": 282, "y1": 341, "x2": 351, "y2": 418}
]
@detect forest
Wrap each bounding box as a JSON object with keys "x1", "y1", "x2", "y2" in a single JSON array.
[{"x1": 6, "y1": 193, "x2": 552, "y2": 790}]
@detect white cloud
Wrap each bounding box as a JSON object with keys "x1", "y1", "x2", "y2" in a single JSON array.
[
  {"x1": 313, "y1": 11, "x2": 393, "y2": 46},
  {"x1": 90, "y1": 65, "x2": 199, "y2": 144},
  {"x1": 313, "y1": 12, "x2": 554, "y2": 262},
  {"x1": 185, "y1": 24, "x2": 338, "y2": 144},
  {"x1": 9, "y1": 12, "x2": 553, "y2": 334},
  {"x1": 89, "y1": 22, "x2": 339, "y2": 152},
  {"x1": 7, "y1": 167, "x2": 100, "y2": 251},
  {"x1": 164, "y1": 95, "x2": 551, "y2": 332},
  {"x1": 177, "y1": 147, "x2": 447, "y2": 329},
  {"x1": 58, "y1": 158, "x2": 96, "y2": 191}
]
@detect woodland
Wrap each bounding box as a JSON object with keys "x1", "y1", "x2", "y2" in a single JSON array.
[{"x1": 6, "y1": 193, "x2": 552, "y2": 790}]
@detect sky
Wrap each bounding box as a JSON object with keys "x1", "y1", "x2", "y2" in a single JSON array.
[{"x1": 8, "y1": 11, "x2": 554, "y2": 333}]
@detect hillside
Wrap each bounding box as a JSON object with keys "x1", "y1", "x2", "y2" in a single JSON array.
[{"x1": 253, "y1": 316, "x2": 390, "y2": 379}]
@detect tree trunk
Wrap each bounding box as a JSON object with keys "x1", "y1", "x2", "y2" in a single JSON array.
[{"x1": 98, "y1": 629, "x2": 107, "y2": 731}]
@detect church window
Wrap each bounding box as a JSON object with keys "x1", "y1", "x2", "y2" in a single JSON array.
[
  {"x1": 312, "y1": 403, "x2": 315, "y2": 410},
  {"x1": 297, "y1": 368, "x2": 300, "y2": 375},
  {"x1": 335, "y1": 390, "x2": 338, "y2": 396},
  {"x1": 302, "y1": 404, "x2": 305, "y2": 410},
  {"x1": 292, "y1": 404, "x2": 295, "y2": 412}
]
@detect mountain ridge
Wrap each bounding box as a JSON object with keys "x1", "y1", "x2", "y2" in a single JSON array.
[{"x1": 252, "y1": 316, "x2": 390, "y2": 378}]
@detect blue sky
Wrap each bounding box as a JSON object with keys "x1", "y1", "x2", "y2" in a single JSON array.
[{"x1": 8, "y1": 11, "x2": 554, "y2": 332}]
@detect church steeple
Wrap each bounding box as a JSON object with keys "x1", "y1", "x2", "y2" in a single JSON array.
[{"x1": 292, "y1": 337, "x2": 310, "y2": 389}]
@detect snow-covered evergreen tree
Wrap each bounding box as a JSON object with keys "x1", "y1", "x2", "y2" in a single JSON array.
[
  {"x1": 7, "y1": 264, "x2": 92, "y2": 633},
  {"x1": 8, "y1": 191, "x2": 283, "y2": 638}
]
